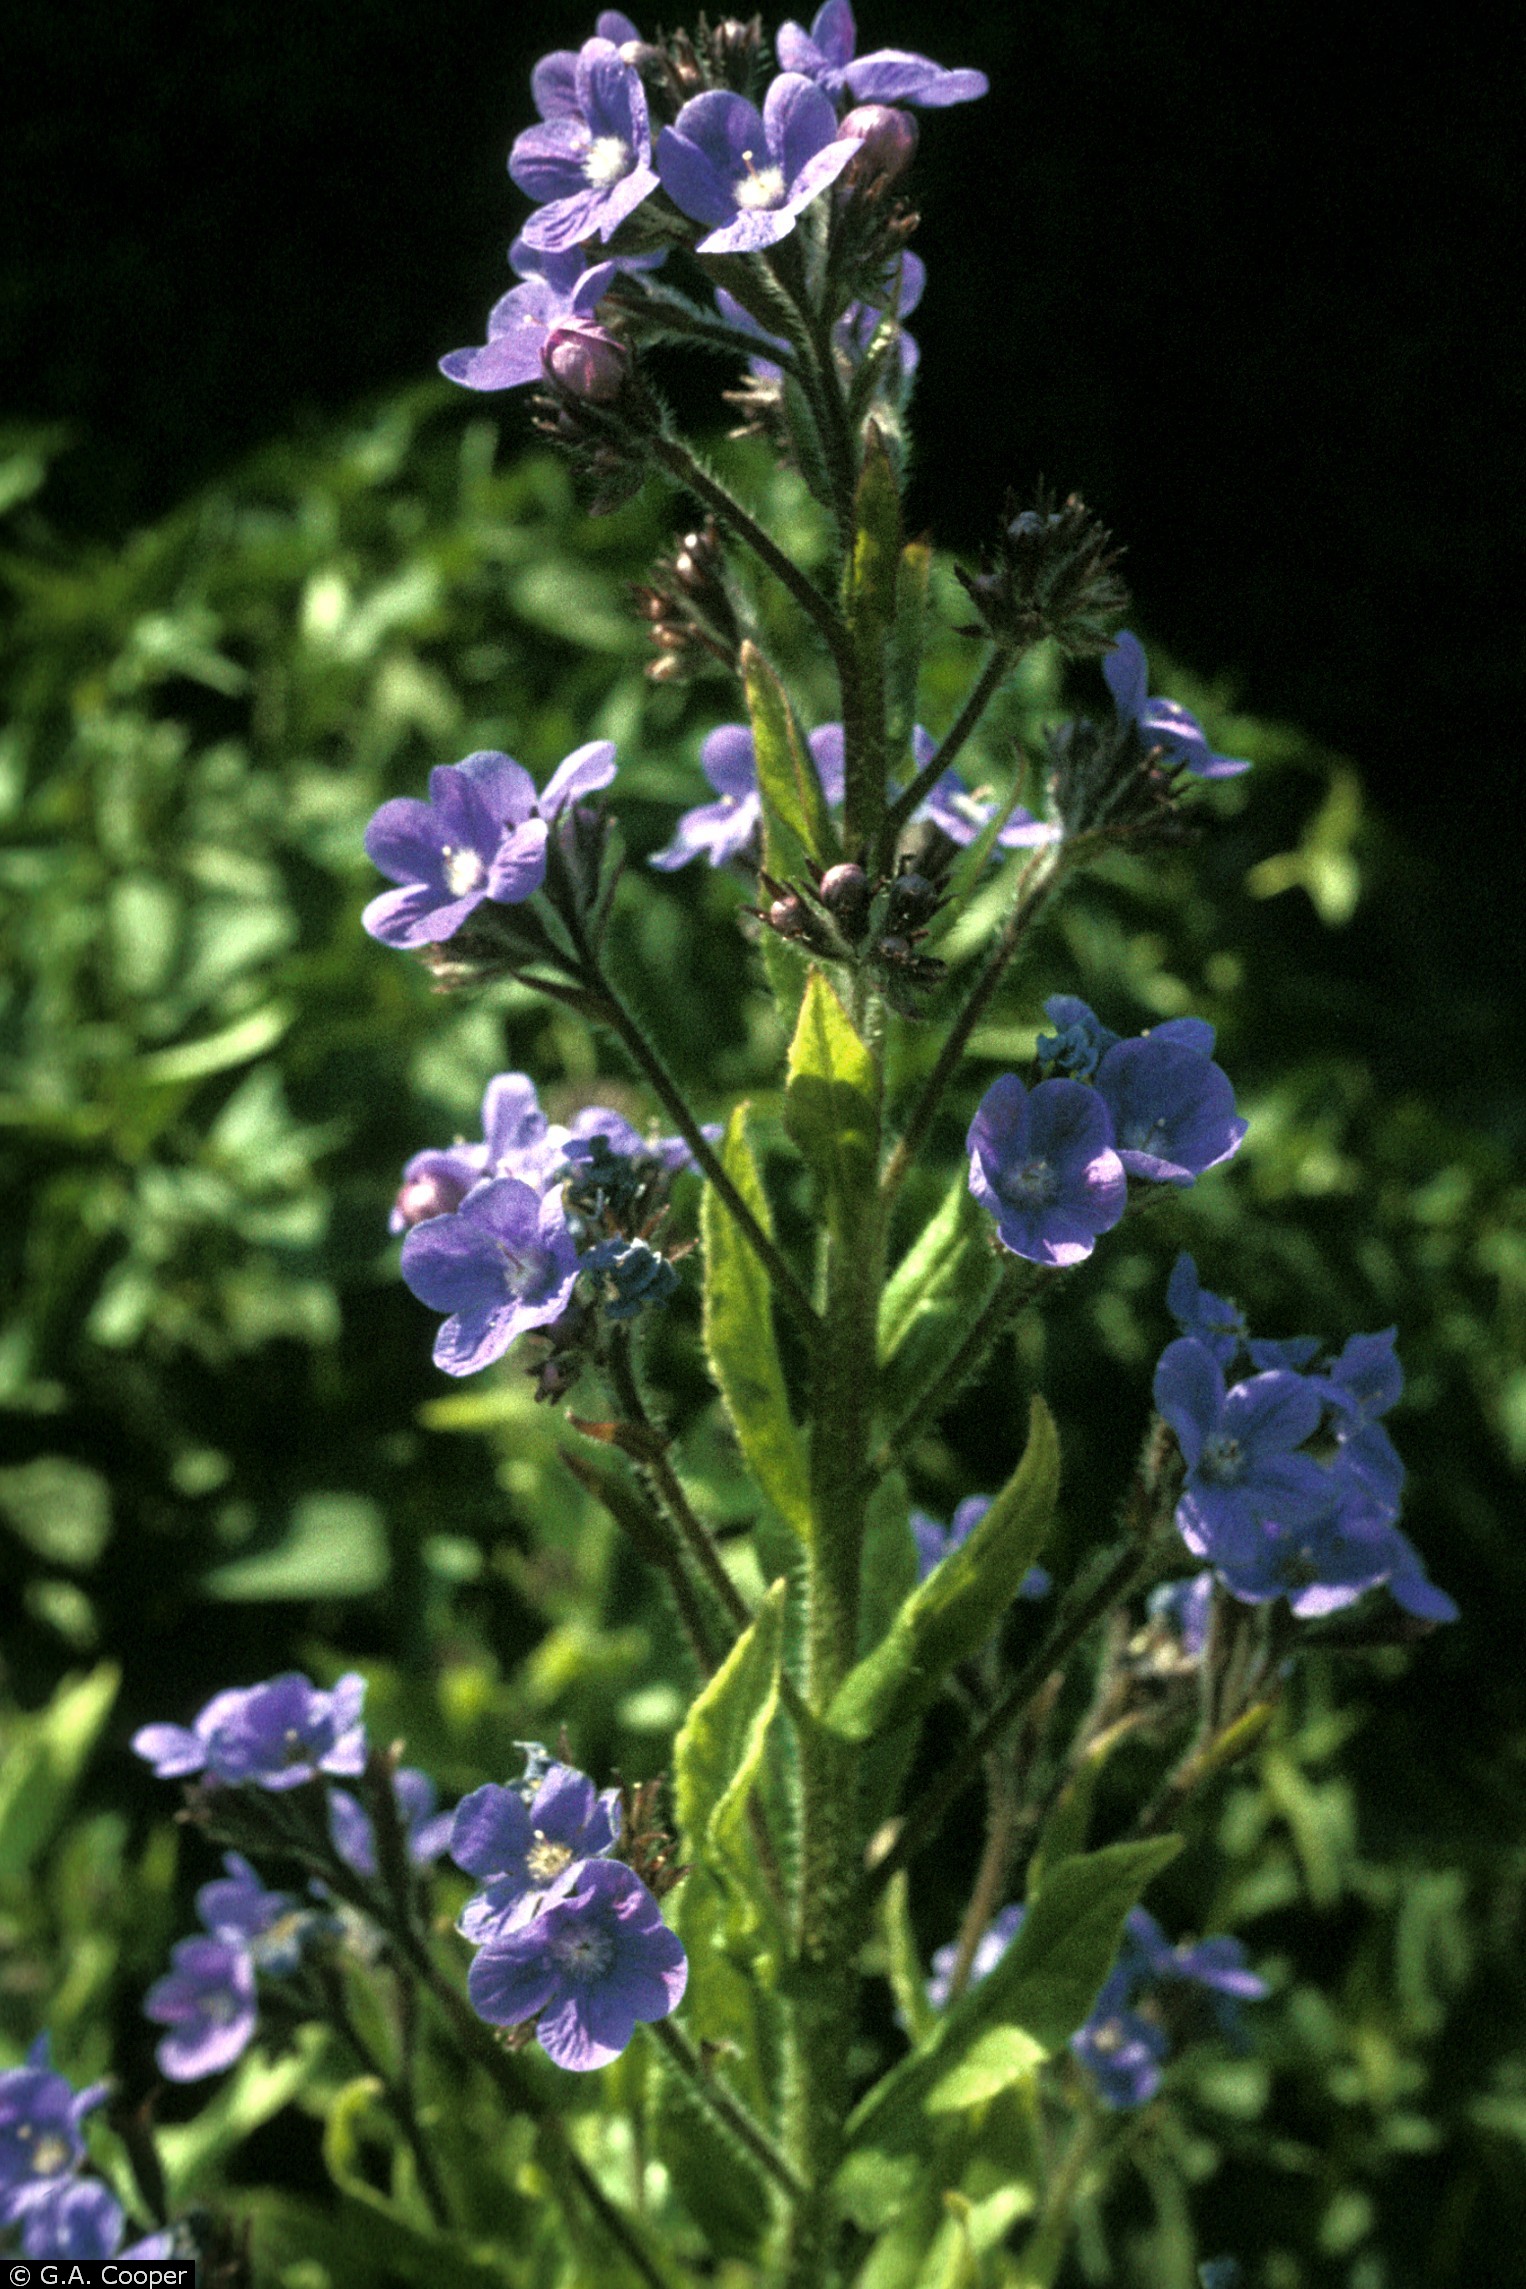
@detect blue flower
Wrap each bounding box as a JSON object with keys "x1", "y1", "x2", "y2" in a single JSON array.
[
  {"x1": 925, "y1": 1902, "x2": 1023, "y2": 2010},
  {"x1": 656, "y1": 77, "x2": 863, "y2": 256},
  {"x1": 195, "y1": 1852, "x2": 299, "y2": 1950},
  {"x1": 649, "y1": 721, "x2": 843, "y2": 869},
  {"x1": 132, "y1": 1671, "x2": 367, "y2": 1791},
  {"x1": 777, "y1": 3, "x2": 988, "y2": 109},
  {"x1": 1154, "y1": 1338, "x2": 1328, "y2": 1578},
  {"x1": 909, "y1": 728, "x2": 1057, "y2": 851},
  {"x1": 0, "y1": 2042, "x2": 105, "y2": 2218},
  {"x1": 1165, "y1": 1254, "x2": 1247, "y2": 1369},
  {"x1": 530, "y1": 15, "x2": 643, "y2": 123},
  {"x1": 910, "y1": 1496, "x2": 1051, "y2": 1600},
  {"x1": 400, "y1": 1177, "x2": 582, "y2": 1376},
  {"x1": 5, "y1": 2174, "x2": 127, "y2": 2260},
  {"x1": 1093, "y1": 1032, "x2": 1247, "y2": 1187},
  {"x1": 466, "y1": 1859, "x2": 687, "y2": 2070},
  {"x1": 143, "y1": 1936, "x2": 258, "y2": 2083},
  {"x1": 452, "y1": 1763, "x2": 622, "y2": 1944},
  {"x1": 1069, "y1": 1995, "x2": 1170, "y2": 2108},
  {"x1": 1146, "y1": 1570, "x2": 1216, "y2": 1661},
  {"x1": 1035, "y1": 994, "x2": 1122, "y2": 1082},
  {"x1": 1104, "y1": 632, "x2": 1250, "y2": 780},
  {"x1": 329, "y1": 1769, "x2": 456, "y2": 1880},
  {"x1": 510, "y1": 39, "x2": 660, "y2": 255},
  {"x1": 966, "y1": 1075, "x2": 1126, "y2": 1267},
  {"x1": 363, "y1": 753, "x2": 550, "y2": 949}
]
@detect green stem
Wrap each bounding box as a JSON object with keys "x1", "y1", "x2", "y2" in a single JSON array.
[
  {"x1": 649, "y1": 433, "x2": 853, "y2": 684},
  {"x1": 878, "y1": 642, "x2": 1017, "y2": 863},
  {"x1": 319, "y1": 1961, "x2": 452, "y2": 2229},
  {"x1": 605, "y1": 1331, "x2": 754, "y2": 1640},
  {"x1": 767, "y1": 236, "x2": 858, "y2": 547},
  {"x1": 648, "y1": 2018, "x2": 808, "y2": 2202},
  {"x1": 571, "y1": 930, "x2": 821, "y2": 1338},
  {"x1": 941, "y1": 1753, "x2": 1021, "y2": 2007},
  {"x1": 881, "y1": 841, "x2": 1067, "y2": 1202}
]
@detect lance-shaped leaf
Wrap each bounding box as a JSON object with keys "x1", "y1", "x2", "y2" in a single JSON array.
[
  {"x1": 825, "y1": 1396, "x2": 1060, "y2": 1743},
  {"x1": 842, "y1": 1834, "x2": 1182, "y2": 2174},
  {"x1": 784, "y1": 969, "x2": 880, "y2": 1240},
  {"x1": 1026, "y1": 1718, "x2": 1136, "y2": 1900},
  {"x1": 741, "y1": 640, "x2": 836, "y2": 869},
  {"x1": 673, "y1": 1578, "x2": 788, "y2": 1955},
  {"x1": 701, "y1": 1107, "x2": 812, "y2": 1541},
  {"x1": 877, "y1": 1169, "x2": 998, "y2": 1420}
]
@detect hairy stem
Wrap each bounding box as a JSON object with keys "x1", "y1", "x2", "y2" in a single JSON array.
[
  {"x1": 649, "y1": 2017, "x2": 808, "y2": 2202},
  {"x1": 878, "y1": 642, "x2": 1018, "y2": 861},
  {"x1": 874, "y1": 1257, "x2": 1048, "y2": 1471},
  {"x1": 605, "y1": 1330, "x2": 754, "y2": 1639}
]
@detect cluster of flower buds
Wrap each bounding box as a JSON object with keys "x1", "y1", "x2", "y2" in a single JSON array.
[
  {"x1": 956, "y1": 487, "x2": 1128, "y2": 662},
  {"x1": 632, "y1": 518, "x2": 741, "y2": 682},
  {"x1": 756, "y1": 845, "x2": 950, "y2": 1011}
]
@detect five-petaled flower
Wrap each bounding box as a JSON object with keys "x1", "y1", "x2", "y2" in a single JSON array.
[
  {"x1": 452, "y1": 1763, "x2": 622, "y2": 1943},
  {"x1": 510, "y1": 38, "x2": 660, "y2": 254},
  {"x1": 966, "y1": 1074, "x2": 1127, "y2": 1266},
  {"x1": 777, "y1": 2, "x2": 988, "y2": 108},
  {"x1": 400, "y1": 1176, "x2": 582, "y2": 1375},
  {"x1": 467, "y1": 1858, "x2": 688, "y2": 2071},
  {"x1": 656, "y1": 75, "x2": 863, "y2": 256}
]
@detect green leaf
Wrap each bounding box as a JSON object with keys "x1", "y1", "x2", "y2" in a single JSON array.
[
  {"x1": 825, "y1": 1396, "x2": 1060, "y2": 1743},
  {"x1": 848, "y1": 423, "x2": 903, "y2": 657},
  {"x1": 701, "y1": 1107, "x2": 812, "y2": 1541},
  {"x1": 158, "y1": 2030, "x2": 327, "y2": 2204},
  {"x1": 783, "y1": 968, "x2": 880, "y2": 1238},
  {"x1": 673, "y1": 1577, "x2": 787, "y2": 1953},
  {"x1": 925, "y1": 2025, "x2": 1048, "y2": 2114},
  {"x1": 843, "y1": 1836, "x2": 1181, "y2": 2166},
  {"x1": 0, "y1": 1662, "x2": 119, "y2": 1880},
  {"x1": 0, "y1": 1456, "x2": 112, "y2": 1567},
  {"x1": 878, "y1": 1173, "x2": 998, "y2": 1422},
  {"x1": 742, "y1": 639, "x2": 836, "y2": 868},
  {"x1": 882, "y1": 1869, "x2": 937, "y2": 2049},
  {"x1": 1027, "y1": 1718, "x2": 1136, "y2": 1898}
]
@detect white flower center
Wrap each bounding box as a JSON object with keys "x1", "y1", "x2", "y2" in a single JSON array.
[
  {"x1": 550, "y1": 1923, "x2": 615, "y2": 1982},
  {"x1": 1088, "y1": 2017, "x2": 1125, "y2": 2055},
  {"x1": 1121, "y1": 1115, "x2": 1171, "y2": 1152},
  {"x1": 734, "y1": 151, "x2": 786, "y2": 210},
  {"x1": 31, "y1": 2133, "x2": 72, "y2": 2176},
  {"x1": 998, "y1": 1156, "x2": 1058, "y2": 1209},
  {"x1": 526, "y1": 1832, "x2": 575, "y2": 1883},
  {"x1": 442, "y1": 844, "x2": 486, "y2": 897},
  {"x1": 584, "y1": 134, "x2": 633, "y2": 187},
  {"x1": 1199, "y1": 1433, "x2": 1243, "y2": 1485}
]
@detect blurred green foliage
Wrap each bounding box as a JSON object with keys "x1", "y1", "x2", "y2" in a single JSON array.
[{"x1": 1, "y1": 392, "x2": 1523, "y2": 2285}]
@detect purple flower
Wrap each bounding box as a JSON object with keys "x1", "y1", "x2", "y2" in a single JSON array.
[
  {"x1": 1165, "y1": 1254, "x2": 1247, "y2": 1369},
  {"x1": 656, "y1": 77, "x2": 863, "y2": 256},
  {"x1": 196, "y1": 1853, "x2": 296, "y2": 1945},
  {"x1": 777, "y1": 3, "x2": 988, "y2": 109},
  {"x1": 530, "y1": 16, "x2": 644, "y2": 123},
  {"x1": 452, "y1": 1764, "x2": 621, "y2": 1944},
  {"x1": 143, "y1": 1936, "x2": 258, "y2": 2082},
  {"x1": 649, "y1": 721, "x2": 843, "y2": 870},
  {"x1": 133, "y1": 1672, "x2": 367, "y2": 1792},
  {"x1": 1104, "y1": 632, "x2": 1250, "y2": 780},
  {"x1": 5, "y1": 2174, "x2": 126, "y2": 2260},
  {"x1": 1216, "y1": 1491, "x2": 1457, "y2": 1624},
  {"x1": 329, "y1": 1769, "x2": 456, "y2": 1879},
  {"x1": 967, "y1": 1075, "x2": 1127, "y2": 1267},
  {"x1": 511, "y1": 40, "x2": 659, "y2": 255},
  {"x1": 468, "y1": 1859, "x2": 686, "y2": 2069},
  {"x1": 910, "y1": 1496, "x2": 1051, "y2": 1600},
  {"x1": 1319, "y1": 1328, "x2": 1406, "y2": 1515},
  {"x1": 400, "y1": 1177, "x2": 581, "y2": 1376},
  {"x1": 1093, "y1": 1034, "x2": 1247, "y2": 1187},
  {"x1": 909, "y1": 727, "x2": 1057, "y2": 850},
  {"x1": 1070, "y1": 1998, "x2": 1170, "y2": 2108},
  {"x1": 362, "y1": 752, "x2": 550, "y2": 949},
  {"x1": 0, "y1": 2043, "x2": 105, "y2": 2214},
  {"x1": 1154, "y1": 1338, "x2": 1329, "y2": 1577},
  {"x1": 440, "y1": 238, "x2": 637, "y2": 395}
]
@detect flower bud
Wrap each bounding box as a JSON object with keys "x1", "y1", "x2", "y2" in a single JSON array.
[
  {"x1": 768, "y1": 894, "x2": 809, "y2": 939},
  {"x1": 393, "y1": 1168, "x2": 469, "y2": 1230},
  {"x1": 542, "y1": 321, "x2": 630, "y2": 406},
  {"x1": 838, "y1": 105, "x2": 919, "y2": 190},
  {"x1": 818, "y1": 860, "x2": 871, "y2": 939},
  {"x1": 883, "y1": 870, "x2": 938, "y2": 932}
]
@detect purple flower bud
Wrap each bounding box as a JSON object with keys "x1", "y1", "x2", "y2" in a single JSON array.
[
  {"x1": 543, "y1": 319, "x2": 631, "y2": 403},
  {"x1": 837, "y1": 102, "x2": 918, "y2": 185}
]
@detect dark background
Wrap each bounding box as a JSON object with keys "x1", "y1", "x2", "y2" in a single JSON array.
[{"x1": 5, "y1": 0, "x2": 1520, "y2": 891}]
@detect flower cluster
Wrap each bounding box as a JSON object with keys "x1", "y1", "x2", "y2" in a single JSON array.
[
  {"x1": 391, "y1": 1069, "x2": 707, "y2": 1375},
  {"x1": 131, "y1": 1670, "x2": 367, "y2": 1790},
  {"x1": 1154, "y1": 1256, "x2": 1457, "y2": 1623},
  {"x1": 929, "y1": 1905, "x2": 1267, "y2": 2110},
  {"x1": 966, "y1": 998, "x2": 1246, "y2": 1267},
  {"x1": 450, "y1": 1751, "x2": 687, "y2": 2071},
  {"x1": 1, "y1": 2041, "x2": 168, "y2": 2262},
  {"x1": 911, "y1": 1494, "x2": 1051, "y2": 1601},
  {"x1": 440, "y1": 4, "x2": 984, "y2": 406},
  {"x1": 650, "y1": 718, "x2": 1052, "y2": 872}
]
